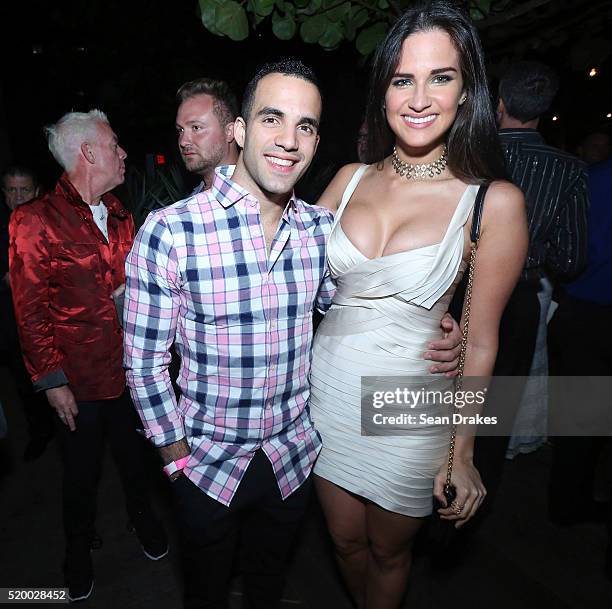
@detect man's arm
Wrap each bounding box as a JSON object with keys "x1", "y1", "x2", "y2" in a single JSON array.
[
  {"x1": 315, "y1": 266, "x2": 336, "y2": 316},
  {"x1": 546, "y1": 168, "x2": 589, "y2": 280},
  {"x1": 123, "y1": 212, "x2": 188, "y2": 460},
  {"x1": 9, "y1": 206, "x2": 69, "y2": 391},
  {"x1": 9, "y1": 207, "x2": 81, "y2": 429}
]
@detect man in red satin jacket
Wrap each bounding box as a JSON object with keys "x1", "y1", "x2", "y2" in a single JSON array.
[{"x1": 9, "y1": 109, "x2": 167, "y2": 602}]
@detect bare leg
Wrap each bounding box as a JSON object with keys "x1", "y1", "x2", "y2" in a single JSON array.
[
  {"x1": 365, "y1": 503, "x2": 423, "y2": 609},
  {"x1": 315, "y1": 475, "x2": 368, "y2": 608}
]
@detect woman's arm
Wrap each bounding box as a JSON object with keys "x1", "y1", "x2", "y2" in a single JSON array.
[
  {"x1": 460, "y1": 180, "x2": 528, "y2": 381},
  {"x1": 316, "y1": 162, "x2": 363, "y2": 212},
  {"x1": 435, "y1": 179, "x2": 528, "y2": 526}
]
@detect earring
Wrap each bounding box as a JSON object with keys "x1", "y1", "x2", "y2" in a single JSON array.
[{"x1": 459, "y1": 94, "x2": 467, "y2": 105}]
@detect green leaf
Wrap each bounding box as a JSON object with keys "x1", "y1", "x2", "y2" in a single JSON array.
[
  {"x1": 199, "y1": 0, "x2": 223, "y2": 36},
  {"x1": 300, "y1": 14, "x2": 328, "y2": 44},
  {"x1": 345, "y1": 5, "x2": 370, "y2": 40},
  {"x1": 470, "y1": 8, "x2": 484, "y2": 21},
  {"x1": 294, "y1": 0, "x2": 311, "y2": 7},
  {"x1": 345, "y1": 20, "x2": 356, "y2": 41},
  {"x1": 326, "y1": 1, "x2": 350, "y2": 22},
  {"x1": 272, "y1": 10, "x2": 297, "y2": 40},
  {"x1": 356, "y1": 21, "x2": 387, "y2": 55},
  {"x1": 251, "y1": 0, "x2": 275, "y2": 16},
  {"x1": 350, "y1": 6, "x2": 369, "y2": 29},
  {"x1": 302, "y1": 0, "x2": 322, "y2": 15},
  {"x1": 378, "y1": 0, "x2": 389, "y2": 8},
  {"x1": 319, "y1": 21, "x2": 343, "y2": 49},
  {"x1": 216, "y1": 1, "x2": 249, "y2": 41}
]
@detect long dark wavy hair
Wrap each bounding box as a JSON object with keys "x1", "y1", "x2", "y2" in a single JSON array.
[{"x1": 364, "y1": 0, "x2": 506, "y2": 183}]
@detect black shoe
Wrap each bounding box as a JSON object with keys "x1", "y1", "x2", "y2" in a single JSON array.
[
  {"x1": 67, "y1": 578, "x2": 94, "y2": 603},
  {"x1": 128, "y1": 510, "x2": 169, "y2": 560},
  {"x1": 64, "y1": 540, "x2": 94, "y2": 602},
  {"x1": 23, "y1": 435, "x2": 52, "y2": 461}
]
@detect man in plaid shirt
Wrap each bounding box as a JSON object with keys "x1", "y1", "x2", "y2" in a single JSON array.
[{"x1": 124, "y1": 59, "x2": 460, "y2": 608}]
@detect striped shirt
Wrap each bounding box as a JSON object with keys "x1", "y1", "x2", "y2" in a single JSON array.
[
  {"x1": 123, "y1": 165, "x2": 335, "y2": 505},
  {"x1": 499, "y1": 129, "x2": 589, "y2": 281}
]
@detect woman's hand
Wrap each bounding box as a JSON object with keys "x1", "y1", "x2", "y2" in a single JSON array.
[{"x1": 433, "y1": 456, "x2": 486, "y2": 527}]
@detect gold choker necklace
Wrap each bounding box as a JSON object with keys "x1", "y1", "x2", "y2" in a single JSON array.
[{"x1": 391, "y1": 146, "x2": 448, "y2": 180}]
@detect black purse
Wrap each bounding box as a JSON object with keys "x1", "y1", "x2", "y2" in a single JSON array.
[{"x1": 428, "y1": 182, "x2": 489, "y2": 547}]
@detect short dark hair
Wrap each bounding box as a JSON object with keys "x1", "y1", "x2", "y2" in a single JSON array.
[
  {"x1": 1, "y1": 164, "x2": 38, "y2": 186},
  {"x1": 498, "y1": 61, "x2": 559, "y2": 122},
  {"x1": 364, "y1": 0, "x2": 506, "y2": 183},
  {"x1": 241, "y1": 58, "x2": 321, "y2": 121},
  {"x1": 176, "y1": 78, "x2": 239, "y2": 127}
]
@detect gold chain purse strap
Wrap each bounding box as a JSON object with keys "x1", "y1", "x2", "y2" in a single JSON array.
[{"x1": 443, "y1": 183, "x2": 490, "y2": 499}]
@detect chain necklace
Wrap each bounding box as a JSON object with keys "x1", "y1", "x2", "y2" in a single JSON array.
[{"x1": 391, "y1": 145, "x2": 448, "y2": 180}]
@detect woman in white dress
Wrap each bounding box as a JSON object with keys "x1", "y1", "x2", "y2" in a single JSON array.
[{"x1": 309, "y1": 2, "x2": 528, "y2": 608}]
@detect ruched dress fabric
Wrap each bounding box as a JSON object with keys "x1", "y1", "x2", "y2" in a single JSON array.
[{"x1": 310, "y1": 165, "x2": 479, "y2": 517}]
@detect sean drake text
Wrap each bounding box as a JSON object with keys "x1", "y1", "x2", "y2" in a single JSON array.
[{"x1": 371, "y1": 413, "x2": 498, "y2": 426}]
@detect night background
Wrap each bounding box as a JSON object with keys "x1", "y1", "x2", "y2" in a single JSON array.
[
  {"x1": 1, "y1": 0, "x2": 611, "y2": 199},
  {"x1": 1, "y1": 2, "x2": 612, "y2": 605}
]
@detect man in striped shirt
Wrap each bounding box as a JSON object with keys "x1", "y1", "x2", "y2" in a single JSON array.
[
  {"x1": 124, "y1": 59, "x2": 461, "y2": 608},
  {"x1": 474, "y1": 61, "x2": 589, "y2": 506}
]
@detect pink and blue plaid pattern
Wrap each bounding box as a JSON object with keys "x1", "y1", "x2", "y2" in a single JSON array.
[{"x1": 123, "y1": 166, "x2": 335, "y2": 505}]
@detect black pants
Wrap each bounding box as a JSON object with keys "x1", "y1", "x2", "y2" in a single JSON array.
[
  {"x1": 172, "y1": 450, "x2": 312, "y2": 609},
  {"x1": 547, "y1": 294, "x2": 612, "y2": 525},
  {"x1": 473, "y1": 280, "x2": 541, "y2": 506},
  {"x1": 56, "y1": 391, "x2": 151, "y2": 546}
]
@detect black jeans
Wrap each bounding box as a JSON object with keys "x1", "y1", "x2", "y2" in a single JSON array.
[
  {"x1": 172, "y1": 449, "x2": 312, "y2": 609},
  {"x1": 56, "y1": 391, "x2": 151, "y2": 547},
  {"x1": 547, "y1": 294, "x2": 612, "y2": 524}
]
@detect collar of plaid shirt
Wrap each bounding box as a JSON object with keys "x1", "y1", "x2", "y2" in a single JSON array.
[{"x1": 210, "y1": 164, "x2": 300, "y2": 222}]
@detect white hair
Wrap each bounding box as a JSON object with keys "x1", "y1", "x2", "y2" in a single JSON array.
[{"x1": 44, "y1": 109, "x2": 110, "y2": 171}]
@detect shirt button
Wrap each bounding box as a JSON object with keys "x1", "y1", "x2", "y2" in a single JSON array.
[
  {"x1": 265, "y1": 400, "x2": 273, "y2": 409},
  {"x1": 270, "y1": 321, "x2": 276, "y2": 329}
]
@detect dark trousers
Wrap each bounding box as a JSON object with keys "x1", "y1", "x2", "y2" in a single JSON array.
[
  {"x1": 172, "y1": 450, "x2": 312, "y2": 609},
  {"x1": 56, "y1": 391, "x2": 151, "y2": 547},
  {"x1": 473, "y1": 280, "x2": 541, "y2": 506},
  {"x1": 547, "y1": 294, "x2": 612, "y2": 526}
]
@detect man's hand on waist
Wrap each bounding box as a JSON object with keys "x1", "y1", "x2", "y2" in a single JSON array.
[{"x1": 423, "y1": 312, "x2": 461, "y2": 377}]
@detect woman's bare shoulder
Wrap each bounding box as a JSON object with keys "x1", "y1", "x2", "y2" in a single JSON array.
[
  {"x1": 479, "y1": 179, "x2": 526, "y2": 227},
  {"x1": 317, "y1": 163, "x2": 368, "y2": 212},
  {"x1": 484, "y1": 180, "x2": 525, "y2": 212}
]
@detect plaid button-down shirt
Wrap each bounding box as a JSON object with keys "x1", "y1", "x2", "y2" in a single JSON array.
[{"x1": 123, "y1": 166, "x2": 335, "y2": 505}]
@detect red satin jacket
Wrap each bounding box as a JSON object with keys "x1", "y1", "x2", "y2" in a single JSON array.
[{"x1": 9, "y1": 174, "x2": 134, "y2": 401}]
